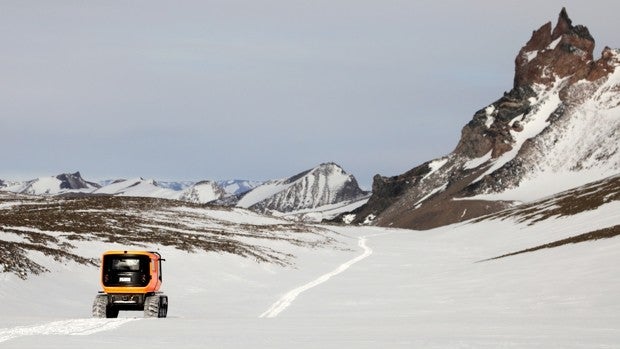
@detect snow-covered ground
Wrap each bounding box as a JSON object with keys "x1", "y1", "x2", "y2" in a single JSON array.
[
  {"x1": 0, "y1": 199, "x2": 619, "y2": 348},
  {"x1": 272, "y1": 196, "x2": 370, "y2": 222}
]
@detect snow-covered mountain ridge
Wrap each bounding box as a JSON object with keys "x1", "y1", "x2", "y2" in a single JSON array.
[
  {"x1": 0, "y1": 172, "x2": 100, "y2": 195},
  {"x1": 217, "y1": 179, "x2": 264, "y2": 196},
  {"x1": 344, "y1": 8, "x2": 620, "y2": 229},
  {"x1": 0, "y1": 163, "x2": 368, "y2": 219},
  {"x1": 236, "y1": 162, "x2": 370, "y2": 220}
]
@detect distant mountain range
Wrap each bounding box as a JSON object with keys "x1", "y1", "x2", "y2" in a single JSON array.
[
  {"x1": 0, "y1": 163, "x2": 369, "y2": 222},
  {"x1": 217, "y1": 179, "x2": 265, "y2": 196}
]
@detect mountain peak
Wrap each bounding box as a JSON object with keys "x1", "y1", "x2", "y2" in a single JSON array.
[
  {"x1": 237, "y1": 162, "x2": 369, "y2": 215},
  {"x1": 343, "y1": 8, "x2": 620, "y2": 230},
  {"x1": 313, "y1": 162, "x2": 345, "y2": 174},
  {"x1": 55, "y1": 171, "x2": 99, "y2": 190},
  {"x1": 515, "y1": 8, "x2": 595, "y2": 88},
  {"x1": 551, "y1": 8, "x2": 594, "y2": 42},
  {"x1": 552, "y1": 7, "x2": 573, "y2": 38}
]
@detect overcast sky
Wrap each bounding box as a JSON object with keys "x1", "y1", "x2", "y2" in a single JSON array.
[{"x1": 2, "y1": 1, "x2": 619, "y2": 188}]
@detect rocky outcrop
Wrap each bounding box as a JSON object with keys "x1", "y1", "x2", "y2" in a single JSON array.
[
  {"x1": 454, "y1": 85, "x2": 536, "y2": 160},
  {"x1": 179, "y1": 181, "x2": 226, "y2": 204},
  {"x1": 514, "y1": 8, "x2": 595, "y2": 88},
  {"x1": 3, "y1": 171, "x2": 101, "y2": 195},
  {"x1": 56, "y1": 171, "x2": 101, "y2": 190},
  {"x1": 341, "y1": 8, "x2": 620, "y2": 230}
]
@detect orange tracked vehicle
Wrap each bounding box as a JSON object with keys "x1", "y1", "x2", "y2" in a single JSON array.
[{"x1": 92, "y1": 250, "x2": 168, "y2": 318}]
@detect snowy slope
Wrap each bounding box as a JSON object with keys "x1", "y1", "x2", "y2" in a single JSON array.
[
  {"x1": 470, "y1": 52, "x2": 620, "y2": 201},
  {"x1": 0, "y1": 179, "x2": 16, "y2": 190},
  {"x1": 4, "y1": 176, "x2": 64, "y2": 195},
  {"x1": 155, "y1": 181, "x2": 195, "y2": 191},
  {"x1": 472, "y1": 79, "x2": 564, "y2": 181},
  {"x1": 237, "y1": 180, "x2": 293, "y2": 208},
  {"x1": 93, "y1": 178, "x2": 228, "y2": 203},
  {"x1": 92, "y1": 178, "x2": 179, "y2": 199},
  {"x1": 217, "y1": 179, "x2": 263, "y2": 195},
  {"x1": 178, "y1": 181, "x2": 226, "y2": 204},
  {"x1": 0, "y1": 188, "x2": 618, "y2": 348},
  {"x1": 1, "y1": 172, "x2": 99, "y2": 196},
  {"x1": 272, "y1": 196, "x2": 370, "y2": 222}
]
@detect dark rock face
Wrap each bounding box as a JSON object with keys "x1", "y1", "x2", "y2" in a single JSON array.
[
  {"x1": 56, "y1": 172, "x2": 101, "y2": 190},
  {"x1": 341, "y1": 8, "x2": 620, "y2": 230},
  {"x1": 334, "y1": 174, "x2": 368, "y2": 203},
  {"x1": 347, "y1": 162, "x2": 432, "y2": 222},
  {"x1": 455, "y1": 86, "x2": 536, "y2": 160},
  {"x1": 514, "y1": 8, "x2": 595, "y2": 88}
]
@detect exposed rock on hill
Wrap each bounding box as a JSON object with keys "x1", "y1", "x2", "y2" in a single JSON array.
[
  {"x1": 56, "y1": 171, "x2": 101, "y2": 191},
  {"x1": 179, "y1": 180, "x2": 226, "y2": 204},
  {"x1": 3, "y1": 172, "x2": 100, "y2": 195},
  {"x1": 0, "y1": 193, "x2": 334, "y2": 279},
  {"x1": 341, "y1": 8, "x2": 620, "y2": 230},
  {"x1": 514, "y1": 8, "x2": 595, "y2": 88}
]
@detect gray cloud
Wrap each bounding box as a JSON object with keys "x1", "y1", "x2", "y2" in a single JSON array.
[{"x1": 2, "y1": 1, "x2": 619, "y2": 186}]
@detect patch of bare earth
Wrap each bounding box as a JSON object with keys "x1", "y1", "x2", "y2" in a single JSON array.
[
  {"x1": 473, "y1": 174, "x2": 619, "y2": 225},
  {"x1": 0, "y1": 194, "x2": 336, "y2": 279},
  {"x1": 482, "y1": 225, "x2": 620, "y2": 262},
  {"x1": 473, "y1": 174, "x2": 620, "y2": 261}
]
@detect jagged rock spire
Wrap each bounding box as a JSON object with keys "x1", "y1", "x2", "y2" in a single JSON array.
[
  {"x1": 514, "y1": 8, "x2": 595, "y2": 87},
  {"x1": 552, "y1": 7, "x2": 573, "y2": 39},
  {"x1": 345, "y1": 8, "x2": 620, "y2": 230}
]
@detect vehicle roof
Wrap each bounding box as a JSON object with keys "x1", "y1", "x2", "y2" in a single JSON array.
[{"x1": 102, "y1": 250, "x2": 162, "y2": 259}]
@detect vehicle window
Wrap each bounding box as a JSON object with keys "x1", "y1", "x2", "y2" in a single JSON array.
[
  {"x1": 103, "y1": 255, "x2": 150, "y2": 273},
  {"x1": 111, "y1": 258, "x2": 142, "y2": 271}
]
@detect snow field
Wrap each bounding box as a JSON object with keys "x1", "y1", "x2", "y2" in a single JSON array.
[
  {"x1": 260, "y1": 235, "x2": 375, "y2": 318},
  {"x1": 0, "y1": 199, "x2": 619, "y2": 348},
  {"x1": 0, "y1": 319, "x2": 138, "y2": 343}
]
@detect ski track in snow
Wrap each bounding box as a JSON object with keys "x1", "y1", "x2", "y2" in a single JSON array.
[
  {"x1": 0, "y1": 318, "x2": 138, "y2": 343},
  {"x1": 259, "y1": 235, "x2": 376, "y2": 318}
]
